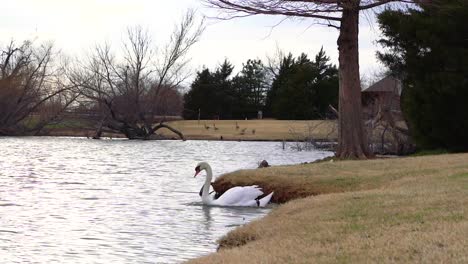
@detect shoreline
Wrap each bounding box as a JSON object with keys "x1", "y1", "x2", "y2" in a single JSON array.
[
  {"x1": 34, "y1": 127, "x2": 337, "y2": 144},
  {"x1": 4, "y1": 131, "x2": 466, "y2": 262},
  {"x1": 11, "y1": 119, "x2": 338, "y2": 145},
  {"x1": 187, "y1": 153, "x2": 468, "y2": 263}
]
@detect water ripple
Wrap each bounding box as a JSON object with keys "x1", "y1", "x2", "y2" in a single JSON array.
[
  {"x1": 0, "y1": 203, "x2": 20, "y2": 207},
  {"x1": 0, "y1": 137, "x2": 333, "y2": 263}
]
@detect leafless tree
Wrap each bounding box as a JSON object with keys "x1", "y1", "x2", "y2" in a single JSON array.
[
  {"x1": 70, "y1": 10, "x2": 204, "y2": 139},
  {"x1": 364, "y1": 90, "x2": 414, "y2": 154},
  {"x1": 203, "y1": 0, "x2": 430, "y2": 159},
  {"x1": 288, "y1": 120, "x2": 337, "y2": 151},
  {"x1": 265, "y1": 45, "x2": 286, "y2": 79},
  {"x1": 0, "y1": 40, "x2": 78, "y2": 136}
]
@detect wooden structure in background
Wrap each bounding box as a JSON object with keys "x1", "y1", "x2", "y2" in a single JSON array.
[{"x1": 361, "y1": 76, "x2": 413, "y2": 154}]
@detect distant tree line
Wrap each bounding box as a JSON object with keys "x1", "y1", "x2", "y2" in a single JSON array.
[{"x1": 183, "y1": 48, "x2": 338, "y2": 120}]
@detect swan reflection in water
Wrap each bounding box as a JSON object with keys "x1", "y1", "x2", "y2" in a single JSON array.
[
  {"x1": 0, "y1": 137, "x2": 330, "y2": 263},
  {"x1": 202, "y1": 205, "x2": 213, "y2": 230},
  {"x1": 199, "y1": 203, "x2": 271, "y2": 232}
]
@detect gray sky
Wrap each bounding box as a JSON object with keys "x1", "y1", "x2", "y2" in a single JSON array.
[{"x1": 2, "y1": 0, "x2": 384, "y2": 78}]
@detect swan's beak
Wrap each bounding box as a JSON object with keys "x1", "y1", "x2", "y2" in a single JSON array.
[{"x1": 194, "y1": 166, "x2": 201, "y2": 177}]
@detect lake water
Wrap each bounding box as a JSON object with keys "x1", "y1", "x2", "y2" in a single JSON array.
[{"x1": 0, "y1": 137, "x2": 333, "y2": 263}]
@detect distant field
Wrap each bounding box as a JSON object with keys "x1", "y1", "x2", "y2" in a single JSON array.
[
  {"x1": 160, "y1": 119, "x2": 337, "y2": 141},
  {"x1": 42, "y1": 119, "x2": 337, "y2": 141}
]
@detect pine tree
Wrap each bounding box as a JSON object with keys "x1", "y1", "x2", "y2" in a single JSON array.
[
  {"x1": 378, "y1": 0, "x2": 468, "y2": 151},
  {"x1": 268, "y1": 50, "x2": 338, "y2": 120}
]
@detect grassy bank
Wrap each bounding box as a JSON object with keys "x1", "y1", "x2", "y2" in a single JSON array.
[
  {"x1": 188, "y1": 153, "x2": 468, "y2": 263},
  {"x1": 42, "y1": 119, "x2": 336, "y2": 141},
  {"x1": 161, "y1": 119, "x2": 336, "y2": 141}
]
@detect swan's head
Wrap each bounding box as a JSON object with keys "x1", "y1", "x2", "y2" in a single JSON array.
[{"x1": 194, "y1": 162, "x2": 210, "y2": 177}]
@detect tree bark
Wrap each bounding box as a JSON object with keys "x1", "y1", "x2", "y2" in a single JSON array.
[
  {"x1": 336, "y1": 2, "x2": 371, "y2": 159},
  {"x1": 92, "y1": 118, "x2": 105, "y2": 139}
]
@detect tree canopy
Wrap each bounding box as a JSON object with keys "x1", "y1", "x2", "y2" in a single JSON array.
[
  {"x1": 232, "y1": 59, "x2": 268, "y2": 118},
  {"x1": 184, "y1": 59, "x2": 268, "y2": 120},
  {"x1": 184, "y1": 49, "x2": 338, "y2": 121},
  {"x1": 0, "y1": 41, "x2": 77, "y2": 136},
  {"x1": 203, "y1": 0, "x2": 436, "y2": 158},
  {"x1": 71, "y1": 11, "x2": 203, "y2": 139},
  {"x1": 378, "y1": 0, "x2": 468, "y2": 151},
  {"x1": 267, "y1": 49, "x2": 338, "y2": 120},
  {"x1": 183, "y1": 60, "x2": 235, "y2": 119}
]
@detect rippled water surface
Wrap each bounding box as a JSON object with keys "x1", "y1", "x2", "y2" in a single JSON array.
[{"x1": 0, "y1": 137, "x2": 332, "y2": 263}]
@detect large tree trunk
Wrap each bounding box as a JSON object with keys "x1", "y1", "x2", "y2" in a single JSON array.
[{"x1": 336, "y1": 2, "x2": 371, "y2": 159}]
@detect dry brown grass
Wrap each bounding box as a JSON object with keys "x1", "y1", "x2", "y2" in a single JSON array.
[
  {"x1": 187, "y1": 153, "x2": 468, "y2": 263},
  {"x1": 44, "y1": 119, "x2": 337, "y2": 141},
  {"x1": 159, "y1": 119, "x2": 337, "y2": 141}
]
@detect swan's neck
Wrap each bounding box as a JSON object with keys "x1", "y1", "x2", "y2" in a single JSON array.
[{"x1": 201, "y1": 165, "x2": 213, "y2": 203}]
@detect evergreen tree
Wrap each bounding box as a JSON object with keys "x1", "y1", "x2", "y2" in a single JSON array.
[
  {"x1": 264, "y1": 53, "x2": 294, "y2": 117},
  {"x1": 268, "y1": 49, "x2": 338, "y2": 120},
  {"x1": 183, "y1": 68, "x2": 214, "y2": 119},
  {"x1": 184, "y1": 50, "x2": 338, "y2": 121},
  {"x1": 313, "y1": 48, "x2": 339, "y2": 118},
  {"x1": 183, "y1": 60, "x2": 234, "y2": 119},
  {"x1": 377, "y1": 0, "x2": 468, "y2": 151},
  {"x1": 213, "y1": 60, "x2": 235, "y2": 119},
  {"x1": 231, "y1": 59, "x2": 268, "y2": 118}
]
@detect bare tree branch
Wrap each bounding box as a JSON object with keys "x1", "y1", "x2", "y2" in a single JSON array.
[
  {"x1": 203, "y1": 0, "x2": 423, "y2": 159},
  {"x1": 0, "y1": 40, "x2": 78, "y2": 135},
  {"x1": 71, "y1": 10, "x2": 204, "y2": 140}
]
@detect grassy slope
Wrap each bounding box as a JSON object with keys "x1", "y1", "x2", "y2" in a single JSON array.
[
  {"x1": 188, "y1": 153, "x2": 468, "y2": 263},
  {"x1": 161, "y1": 120, "x2": 337, "y2": 141}
]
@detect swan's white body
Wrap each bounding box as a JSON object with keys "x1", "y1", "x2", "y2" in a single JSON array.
[{"x1": 194, "y1": 162, "x2": 274, "y2": 207}]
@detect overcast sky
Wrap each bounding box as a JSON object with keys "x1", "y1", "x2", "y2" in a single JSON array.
[{"x1": 2, "y1": 0, "x2": 384, "y2": 79}]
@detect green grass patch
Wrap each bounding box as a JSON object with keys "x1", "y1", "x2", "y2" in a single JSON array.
[
  {"x1": 449, "y1": 172, "x2": 468, "y2": 180},
  {"x1": 448, "y1": 173, "x2": 468, "y2": 190},
  {"x1": 411, "y1": 149, "x2": 450, "y2": 156}
]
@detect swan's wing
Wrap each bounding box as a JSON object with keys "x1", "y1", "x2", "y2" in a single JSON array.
[
  {"x1": 258, "y1": 192, "x2": 274, "y2": 207},
  {"x1": 199, "y1": 185, "x2": 204, "y2": 197},
  {"x1": 214, "y1": 185, "x2": 264, "y2": 206}
]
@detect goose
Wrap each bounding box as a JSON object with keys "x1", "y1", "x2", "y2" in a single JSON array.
[{"x1": 193, "y1": 162, "x2": 274, "y2": 207}]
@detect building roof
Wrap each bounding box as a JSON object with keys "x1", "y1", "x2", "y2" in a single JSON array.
[{"x1": 363, "y1": 76, "x2": 402, "y2": 96}]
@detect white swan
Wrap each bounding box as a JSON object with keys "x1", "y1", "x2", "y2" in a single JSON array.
[{"x1": 194, "y1": 162, "x2": 274, "y2": 207}]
